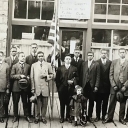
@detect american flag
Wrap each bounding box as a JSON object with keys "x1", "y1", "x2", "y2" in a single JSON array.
[{"x1": 47, "y1": 9, "x2": 60, "y2": 66}]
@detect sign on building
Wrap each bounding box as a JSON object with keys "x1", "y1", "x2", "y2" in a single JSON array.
[{"x1": 58, "y1": 0, "x2": 91, "y2": 19}]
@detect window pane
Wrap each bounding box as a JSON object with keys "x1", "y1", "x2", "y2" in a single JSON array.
[
  {"x1": 34, "y1": 26, "x2": 50, "y2": 40},
  {"x1": 94, "y1": 4, "x2": 106, "y2": 14},
  {"x1": 122, "y1": 0, "x2": 128, "y2": 4},
  {"x1": 122, "y1": 5, "x2": 128, "y2": 16},
  {"x1": 107, "y1": 20, "x2": 119, "y2": 23},
  {"x1": 94, "y1": 19, "x2": 106, "y2": 22},
  {"x1": 14, "y1": 0, "x2": 27, "y2": 18},
  {"x1": 41, "y1": 2, "x2": 54, "y2": 20},
  {"x1": 108, "y1": 5, "x2": 120, "y2": 15},
  {"x1": 28, "y1": 1, "x2": 40, "y2": 19},
  {"x1": 92, "y1": 29, "x2": 111, "y2": 47},
  {"x1": 108, "y1": 0, "x2": 120, "y2": 3},
  {"x1": 95, "y1": 0, "x2": 107, "y2": 3},
  {"x1": 12, "y1": 25, "x2": 32, "y2": 39},
  {"x1": 121, "y1": 20, "x2": 128, "y2": 23},
  {"x1": 113, "y1": 30, "x2": 128, "y2": 46}
]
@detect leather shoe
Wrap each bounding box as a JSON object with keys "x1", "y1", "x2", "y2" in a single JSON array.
[
  {"x1": 0, "y1": 118, "x2": 4, "y2": 123},
  {"x1": 102, "y1": 116, "x2": 105, "y2": 121},
  {"x1": 73, "y1": 121, "x2": 77, "y2": 126},
  {"x1": 88, "y1": 117, "x2": 94, "y2": 123},
  {"x1": 124, "y1": 118, "x2": 128, "y2": 122},
  {"x1": 102, "y1": 118, "x2": 113, "y2": 124},
  {"x1": 34, "y1": 119, "x2": 39, "y2": 124},
  {"x1": 60, "y1": 118, "x2": 64, "y2": 123},
  {"x1": 95, "y1": 117, "x2": 100, "y2": 122},
  {"x1": 66, "y1": 118, "x2": 72, "y2": 123},
  {"x1": 26, "y1": 116, "x2": 33, "y2": 123},
  {"x1": 119, "y1": 118, "x2": 126, "y2": 125},
  {"x1": 41, "y1": 118, "x2": 47, "y2": 124},
  {"x1": 12, "y1": 117, "x2": 18, "y2": 123}
]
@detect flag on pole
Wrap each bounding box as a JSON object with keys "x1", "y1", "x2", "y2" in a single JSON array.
[{"x1": 47, "y1": 8, "x2": 60, "y2": 67}]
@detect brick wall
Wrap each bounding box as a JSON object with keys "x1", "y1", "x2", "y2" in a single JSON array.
[{"x1": 0, "y1": 0, "x2": 8, "y2": 54}]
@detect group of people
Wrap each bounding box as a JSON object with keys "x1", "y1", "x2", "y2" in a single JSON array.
[
  {"x1": 56, "y1": 48, "x2": 128, "y2": 126},
  {"x1": 0, "y1": 43, "x2": 53, "y2": 124},
  {"x1": 0, "y1": 42, "x2": 128, "y2": 127}
]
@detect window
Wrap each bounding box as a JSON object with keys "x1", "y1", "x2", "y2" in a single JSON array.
[
  {"x1": 14, "y1": 0, "x2": 54, "y2": 20},
  {"x1": 94, "y1": 0, "x2": 128, "y2": 24}
]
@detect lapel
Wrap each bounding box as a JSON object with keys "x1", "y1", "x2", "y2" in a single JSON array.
[
  {"x1": 100, "y1": 59, "x2": 109, "y2": 72},
  {"x1": 122, "y1": 59, "x2": 128, "y2": 70},
  {"x1": 0, "y1": 62, "x2": 5, "y2": 71},
  {"x1": 68, "y1": 65, "x2": 72, "y2": 79},
  {"x1": 89, "y1": 60, "x2": 95, "y2": 72},
  {"x1": 116, "y1": 59, "x2": 120, "y2": 75},
  {"x1": 84, "y1": 61, "x2": 88, "y2": 77},
  {"x1": 9, "y1": 56, "x2": 12, "y2": 66}
]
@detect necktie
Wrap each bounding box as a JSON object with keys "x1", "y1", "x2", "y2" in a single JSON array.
[
  {"x1": 40, "y1": 63, "x2": 42, "y2": 67},
  {"x1": 21, "y1": 64, "x2": 24, "y2": 74}
]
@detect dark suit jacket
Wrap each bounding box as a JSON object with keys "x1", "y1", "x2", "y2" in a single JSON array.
[
  {"x1": 71, "y1": 58, "x2": 84, "y2": 83},
  {"x1": 4, "y1": 56, "x2": 19, "y2": 73},
  {"x1": 80, "y1": 60, "x2": 100, "y2": 90},
  {"x1": 109, "y1": 59, "x2": 128, "y2": 96},
  {"x1": 56, "y1": 65, "x2": 78, "y2": 93},
  {"x1": 97, "y1": 59, "x2": 111, "y2": 93},
  {"x1": 11, "y1": 62, "x2": 30, "y2": 92},
  {"x1": 26, "y1": 54, "x2": 38, "y2": 67}
]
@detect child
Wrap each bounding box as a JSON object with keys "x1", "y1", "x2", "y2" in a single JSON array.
[{"x1": 69, "y1": 85, "x2": 87, "y2": 126}]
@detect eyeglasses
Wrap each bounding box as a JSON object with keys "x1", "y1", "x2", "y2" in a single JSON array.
[{"x1": 38, "y1": 56, "x2": 44, "y2": 57}]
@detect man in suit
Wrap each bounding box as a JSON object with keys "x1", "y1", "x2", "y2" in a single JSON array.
[
  {"x1": 0, "y1": 51, "x2": 10, "y2": 123},
  {"x1": 71, "y1": 48, "x2": 84, "y2": 84},
  {"x1": 95, "y1": 49, "x2": 111, "y2": 122},
  {"x1": 26, "y1": 43, "x2": 38, "y2": 117},
  {"x1": 31, "y1": 51, "x2": 53, "y2": 124},
  {"x1": 4, "y1": 46, "x2": 19, "y2": 117},
  {"x1": 80, "y1": 51, "x2": 100, "y2": 123},
  {"x1": 11, "y1": 52, "x2": 32, "y2": 123},
  {"x1": 56, "y1": 54, "x2": 78, "y2": 123},
  {"x1": 103, "y1": 48, "x2": 128, "y2": 125}
]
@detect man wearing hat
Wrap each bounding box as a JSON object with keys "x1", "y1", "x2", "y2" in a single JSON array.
[
  {"x1": 11, "y1": 52, "x2": 32, "y2": 123},
  {"x1": 71, "y1": 48, "x2": 84, "y2": 84},
  {"x1": 104, "y1": 48, "x2": 128, "y2": 125},
  {"x1": 31, "y1": 51, "x2": 53, "y2": 124},
  {"x1": 56, "y1": 54, "x2": 78, "y2": 123}
]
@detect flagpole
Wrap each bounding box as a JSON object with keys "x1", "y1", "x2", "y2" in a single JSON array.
[{"x1": 51, "y1": 0, "x2": 57, "y2": 120}]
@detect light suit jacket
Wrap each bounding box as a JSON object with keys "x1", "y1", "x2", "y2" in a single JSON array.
[
  {"x1": 0, "y1": 62, "x2": 10, "y2": 92},
  {"x1": 109, "y1": 59, "x2": 128, "y2": 96},
  {"x1": 30, "y1": 61, "x2": 53, "y2": 97}
]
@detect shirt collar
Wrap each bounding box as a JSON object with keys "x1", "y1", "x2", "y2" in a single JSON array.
[
  {"x1": 101, "y1": 58, "x2": 107, "y2": 62},
  {"x1": 31, "y1": 53, "x2": 37, "y2": 57},
  {"x1": 38, "y1": 60, "x2": 44, "y2": 64},
  {"x1": 120, "y1": 58, "x2": 126, "y2": 64},
  {"x1": 19, "y1": 61, "x2": 24, "y2": 65},
  {"x1": 74, "y1": 57, "x2": 79, "y2": 61},
  {"x1": 65, "y1": 63, "x2": 70, "y2": 68},
  {"x1": 88, "y1": 59, "x2": 93, "y2": 63},
  {"x1": 11, "y1": 55, "x2": 16, "y2": 60}
]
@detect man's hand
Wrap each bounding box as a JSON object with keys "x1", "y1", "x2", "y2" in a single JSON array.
[
  {"x1": 93, "y1": 87, "x2": 98, "y2": 92},
  {"x1": 113, "y1": 86, "x2": 118, "y2": 91},
  {"x1": 121, "y1": 86, "x2": 126, "y2": 92},
  {"x1": 20, "y1": 75, "x2": 26, "y2": 79},
  {"x1": 31, "y1": 89, "x2": 35, "y2": 94},
  {"x1": 40, "y1": 74, "x2": 47, "y2": 79},
  {"x1": 67, "y1": 80, "x2": 73, "y2": 85},
  {"x1": 6, "y1": 89, "x2": 9, "y2": 94}
]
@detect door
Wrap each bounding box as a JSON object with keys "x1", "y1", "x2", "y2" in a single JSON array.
[{"x1": 59, "y1": 29, "x2": 86, "y2": 62}]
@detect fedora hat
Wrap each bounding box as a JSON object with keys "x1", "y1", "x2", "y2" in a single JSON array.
[
  {"x1": 18, "y1": 78, "x2": 28, "y2": 89},
  {"x1": 116, "y1": 91, "x2": 124, "y2": 102}
]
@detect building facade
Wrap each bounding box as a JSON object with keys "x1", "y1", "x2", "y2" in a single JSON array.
[{"x1": 3, "y1": 0, "x2": 128, "y2": 60}]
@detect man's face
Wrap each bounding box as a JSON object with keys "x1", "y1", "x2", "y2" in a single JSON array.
[
  {"x1": 11, "y1": 48, "x2": 17, "y2": 56},
  {"x1": 101, "y1": 50, "x2": 107, "y2": 59},
  {"x1": 64, "y1": 56, "x2": 71, "y2": 65},
  {"x1": 119, "y1": 49, "x2": 126, "y2": 59},
  {"x1": 0, "y1": 53, "x2": 3, "y2": 61},
  {"x1": 31, "y1": 44, "x2": 38, "y2": 53},
  {"x1": 74, "y1": 50, "x2": 80, "y2": 58},
  {"x1": 37, "y1": 53, "x2": 44, "y2": 62},
  {"x1": 77, "y1": 89, "x2": 81, "y2": 95},
  {"x1": 87, "y1": 53, "x2": 94, "y2": 61},
  {"x1": 19, "y1": 53, "x2": 25, "y2": 63}
]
